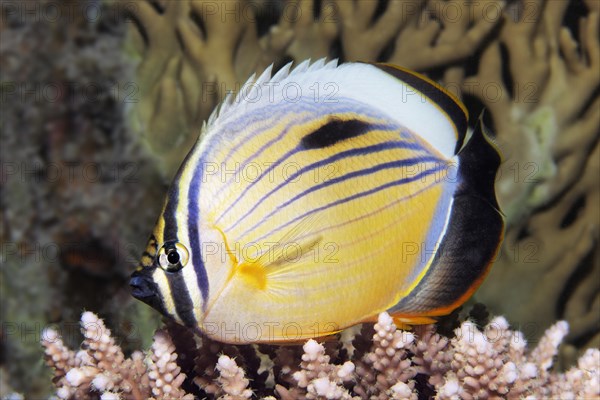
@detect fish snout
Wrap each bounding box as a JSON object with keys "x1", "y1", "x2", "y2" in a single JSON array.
[
  {"x1": 130, "y1": 270, "x2": 158, "y2": 300},
  {"x1": 130, "y1": 269, "x2": 170, "y2": 316}
]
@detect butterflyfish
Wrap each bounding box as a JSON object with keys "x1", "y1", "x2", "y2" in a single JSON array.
[{"x1": 130, "y1": 59, "x2": 504, "y2": 344}]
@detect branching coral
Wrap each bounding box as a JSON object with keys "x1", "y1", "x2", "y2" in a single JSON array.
[
  {"x1": 147, "y1": 330, "x2": 192, "y2": 399},
  {"x1": 41, "y1": 312, "x2": 191, "y2": 400},
  {"x1": 42, "y1": 311, "x2": 159, "y2": 400},
  {"x1": 42, "y1": 311, "x2": 600, "y2": 399},
  {"x1": 215, "y1": 355, "x2": 254, "y2": 399},
  {"x1": 287, "y1": 339, "x2": 355, "y2": 399},
  {"x1": 353, "y1": 313, "x2": 417, "y2": 399},
  {"x1": 387, "y1": 0, "x2": 505, "y2": 71}
]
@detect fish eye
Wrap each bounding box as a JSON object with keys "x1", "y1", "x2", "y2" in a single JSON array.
[
  {"x1": 167, "y1": 250, "x2": 179, "y2": 264},
  {"x1": 157, "y1": 241, "x2": 189, "y2": 272}
]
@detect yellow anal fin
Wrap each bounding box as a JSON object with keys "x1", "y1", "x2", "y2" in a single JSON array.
[
  {"x1": 391, "y1": 314, "x2": 437, "y2": 330},
  {"x1": 267, "y1": 331, "x2": 343, "y2": 345},
  {"x1": 358, "y1": 313, "x2": 438, "y2": 330}
]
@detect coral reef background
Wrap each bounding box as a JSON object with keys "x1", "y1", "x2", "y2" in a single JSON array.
[{"x1": 1, "y1": 0, "x2": 598, "y2": 398}]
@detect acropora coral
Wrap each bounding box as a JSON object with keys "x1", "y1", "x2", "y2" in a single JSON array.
[{"x1": 42, "y1": 311, "x2": 600, "y2": 399}]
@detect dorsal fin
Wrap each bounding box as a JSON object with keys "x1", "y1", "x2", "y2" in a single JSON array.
[
  {"x1": 203, "y1": 59, "x2": 466, "y2": 159},
  {"x1": 370, "y1": 63, "x2": 468, "y2": 154}
]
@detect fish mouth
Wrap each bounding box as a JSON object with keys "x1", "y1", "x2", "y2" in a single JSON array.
[{"x1": 130, "y1": 270, "x2": 163, "y2": 310}]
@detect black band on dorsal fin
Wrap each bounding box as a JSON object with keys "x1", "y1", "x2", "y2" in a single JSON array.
[
  {"x1": 300, "y1": 118, "x2": 373, "y2": 149},
  {"x1": 391, "y1": 115, "x2": 504, "y2": 315},
  {"x1": 370, "y1": 63, "x2": 469, "y2": 154}
]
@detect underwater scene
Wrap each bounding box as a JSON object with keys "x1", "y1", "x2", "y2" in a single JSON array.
[{"x1": 1, "y1": 0, "x2": 598, "y2": 398}]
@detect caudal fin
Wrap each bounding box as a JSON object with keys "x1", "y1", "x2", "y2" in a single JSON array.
[{"x1": 390, "y1": 113, "x2": 504, "y2": 318}]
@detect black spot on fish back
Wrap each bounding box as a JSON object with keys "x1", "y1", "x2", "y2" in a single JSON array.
[{"x1": 301, "y1": 118, "x2": 372, "y2": 149}]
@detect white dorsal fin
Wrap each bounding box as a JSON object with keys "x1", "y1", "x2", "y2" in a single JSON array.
[
  {"x1": 324, "y1": 59, "x2": 338, "y2": 69},
  {"x1": 254, "y1": 64, "x2": 274, "y2": 86},
  {"x1": 271, "y1": 61, "x2": 293, "y2": 81},
  {"x1": 206, "y1": 58, "x2": 333, "y2": 129},
  {"x1": 233, "y1": 72, "x2": 256, "y2": 105},
  {"x1": 288, "y1": 59, "x2": 312, "y2": 76},
  {"x1": 204, "y1": 58, "x2": 463, "y2": 158},
  {"x1": 307, "y1": 58, "x2": 326, "y2": 71}
]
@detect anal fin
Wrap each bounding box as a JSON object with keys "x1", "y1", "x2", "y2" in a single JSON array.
[{"x1": 391, "y1": 314, "x2": 437, "y2": 330}]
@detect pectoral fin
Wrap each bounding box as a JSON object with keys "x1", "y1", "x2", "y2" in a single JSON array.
[{"x1": 236, "y1": 214, "x2": 322, "y2": 290}]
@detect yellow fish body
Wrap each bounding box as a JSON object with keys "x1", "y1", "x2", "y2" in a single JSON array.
[{"x1": 130, "y1": 59, "x2": 504, "y2": 343}]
